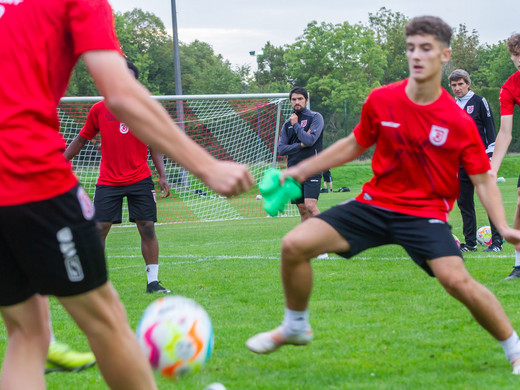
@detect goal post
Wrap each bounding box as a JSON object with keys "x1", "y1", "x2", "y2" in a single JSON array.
[{"x1": 58, "y1": 93, "x2": 299, "y2": 225}]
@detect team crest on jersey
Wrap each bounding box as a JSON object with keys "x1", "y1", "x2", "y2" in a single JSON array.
[
  {"x1": 120, "y1": 123, "x2": 129, "y2": 134},
  {"x1": 300, "y1": 120, "x2": 308, "y2": 127},
  {"x1": 429, "y1": 125, "x2": 449, "y2": 146},
  {"x1": 466, "y1": 105, "x2": 474, "y2": 114}
]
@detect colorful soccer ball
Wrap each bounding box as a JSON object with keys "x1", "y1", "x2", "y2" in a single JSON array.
[
  {"x1": 136, "y1": 296, "x2": 214, "y2": 379},
  {"x1": 452, "y1": 234, "x2": 460, "y2": 248},
  {"x1": 476, "y1": 226, "x2": 492, "y2": 246}
]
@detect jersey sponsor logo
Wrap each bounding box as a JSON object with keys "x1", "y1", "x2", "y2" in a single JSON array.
[
  {"x1": 429, "y1": 125, "x2": 449, "y2": 146},
  {"x1": 466, "y1": 105, "x2": 474, "y2": 114},
  {"x1": 300, "y1": 120, "x2": 308, "y2": 127},
  {"x1": 56, "y1": 227, "x2": 85, "y2": 282},
  {"x1": 363, "y1": 192, "x2": 373, "y2": 201},
  {"x1": 120, "y1": 123, "x2": 129, "y2": 134},
  {"x1": 77, "y1": 186, "x2": 95, "y2": 220},
  {"x1": 381, "y1": 121, "x2": 401, "y2": 128},
  {"x1": 428, "y1": 219, "x2": 444, "y2": 224}
]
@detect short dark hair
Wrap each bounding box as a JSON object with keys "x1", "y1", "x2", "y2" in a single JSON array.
[
  {"x1": 126, "y1": 60, "x2": 139, "y2": 80},
  {"x1": 289, "y1": 86, "x2": 308, "y2": 101},
  {"x1": 405, "y1": 16, "x2": 452, "y2": 46},
  {"x1": 507, "y1": 33, "x2": 520, "y2": 56},
  {"x1": 448, "y1": 69, "x2": 471, "y2": 85}
]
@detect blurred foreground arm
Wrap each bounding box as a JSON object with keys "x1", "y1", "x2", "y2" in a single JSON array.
[{"x1": 82, "y1": 51, "x2": 254, "y2": 196}]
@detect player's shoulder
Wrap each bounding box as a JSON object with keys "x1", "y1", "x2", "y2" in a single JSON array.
[
  {"x1": 367, "y1": 80, "x2": 406, "y2": 102},
  {"x1": 502, "y1": 71, "x2": 520, "y2": 90}
]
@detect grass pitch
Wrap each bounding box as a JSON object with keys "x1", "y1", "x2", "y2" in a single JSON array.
[{"x1": 2, "y1": 166, "x2": 520, "y2": 389}]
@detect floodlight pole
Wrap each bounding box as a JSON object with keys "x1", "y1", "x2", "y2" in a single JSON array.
[{"x1": 170, "y1": 0, "x2": 189, "y2": 188}]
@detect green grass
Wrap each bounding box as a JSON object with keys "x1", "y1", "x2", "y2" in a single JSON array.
[{"x1": 3, "y1": 164, "x2": 520, "y2": 389}]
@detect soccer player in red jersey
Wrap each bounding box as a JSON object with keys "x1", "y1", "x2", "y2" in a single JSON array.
[
  {"x1": 490, "y1": 34, "x2": 520, "y2": 280},
  {"x1": 0, "y1": 0, "x2": 253, "y2": 389},
  {"x1": 65, "y1": 61, "x2": 172, "y2": 294},
  {"x1": 246, "y1": 16, "x2": 520, "y2": 374}
]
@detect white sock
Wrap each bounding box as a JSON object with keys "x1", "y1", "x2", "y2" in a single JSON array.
[
  {"x1": 146, "y1": 264, "x2": 159, "y2": 284},
  {"x1": 49, "y1": 316, "x2": 56, "y2": 343},
  {"x1": 282, "y1": 308, "x2": 309, "y2": 335},
  {"x1": 515, "y1": 251, "x2": 520, "y2": 268},
  {"x1": 500, "y1": 331, "x2": 520, "y2": 363}
]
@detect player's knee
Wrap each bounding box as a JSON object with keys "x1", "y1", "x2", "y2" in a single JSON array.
[
  {"x1": 439, "y1": 271, "x2": 472, "y2": 297},
  {"x1": 281, "y1": 233, "x2": 306, "y2": 261},
  {"x1": 137, "y1": 221, "x2": 156, "y2": 240}
]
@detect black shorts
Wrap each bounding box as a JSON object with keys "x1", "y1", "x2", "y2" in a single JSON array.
[
  {"x1": 94, "y1": 176, "x2": 157, "y2": 223},
  {"x1": 315, "y1": 200, "x2": 462, "y2": 277},
  {"x1": 323, "y1": 170, "x2": 332, "y2": 182},
  {"x1": 0, "y1": 185, "x2": 107, "y2": 306},
  {"x1": 292, "y1": 173, "x2": 321, "y2": 204},
  {"x1": 517, "y1": 174, "x2": 520, "y2": 188}
]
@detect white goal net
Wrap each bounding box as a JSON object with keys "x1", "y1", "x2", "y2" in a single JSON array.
[{"x1": 58, "y1": 93, "x2": 299, "y2": 225}]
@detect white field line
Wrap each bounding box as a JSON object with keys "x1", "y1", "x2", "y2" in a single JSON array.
[{"x1": 107, "y1": 253, "x2": 513, "y2": 271}]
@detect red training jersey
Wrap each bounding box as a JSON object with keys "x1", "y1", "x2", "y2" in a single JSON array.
[
  {"x1": 499, "y1": 71, "x2": 520, "y2": 116},
  {"x1": 0, "y1": 0, "x2": 121, "y2": 206},
  {"x1": 354, "y1": 79, "x2": 490, "y2": 222},
  {"x1": 79, "y1": 101, "x2": 151, "y2": 186}
]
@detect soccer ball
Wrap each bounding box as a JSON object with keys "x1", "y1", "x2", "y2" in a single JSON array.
[
  {"x1": 476, "y1": 226, "x2": 492, "y2": 246},
  {"x1": 136, "y1": 296, "x2": 214, "y2": 379},
  {"x1": 256, "y1": 194, "x2": 263, "y2": 200},
  {"x1": 452, "y1": 234, "x2": 460, "y2": 248}
]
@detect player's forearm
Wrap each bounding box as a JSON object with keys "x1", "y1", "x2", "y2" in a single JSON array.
[
  {"x1": 473, "y1": 173, "x2": 509, "y2": 233},
  {"x1": 150, "y1": 150, "x2": 167, "y2": 179},
  {"x1": 64, "y1": 135, "x2": 87, "y2": 160},
  {"x1": 289, "y1": 134, "x2": 365, "y2": 182},
  {"x1": 490, "y1": 115, "x2": 513, "y2": 173},
  {"x1": 490, "y1": 130, "x2": 512, "y2": 173}
]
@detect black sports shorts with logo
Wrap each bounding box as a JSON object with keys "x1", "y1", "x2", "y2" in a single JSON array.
[
  {"x1": 0, "y1": 185, "x2": 107, "y2": 306},
  {"x1": 292, "y1": 173, "x2": 322, "y2": 204},
  {"x1": 94, "y1": 176, "x2": 157, "y2": 223},
  {"x1": 315, "y1": 200, "x2": 462, "y2": 277}
]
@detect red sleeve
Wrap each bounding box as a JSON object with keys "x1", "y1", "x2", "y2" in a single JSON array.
[
  {"x1": 460, "y1": 117, "x2": 491, "y2": 175},
  {"x1": 499, "y1": 85, "x2": 516, "y2": 116},
  {"x1": 79, "y1": 104, "x2": 101, "y2": 140},
  {"x1": 67, "y1": 0, "x2": 122, "y2": 56},
  {"x1": 353, "y1": 93, "x2": 378, "y2": 148}
]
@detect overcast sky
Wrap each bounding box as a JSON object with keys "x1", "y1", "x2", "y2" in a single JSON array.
[{"x1": 108, "y1": 0, "x2": 518, "y2": 70}]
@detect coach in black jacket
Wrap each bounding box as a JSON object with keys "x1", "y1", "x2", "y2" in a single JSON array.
[{"x1": 449, "y1": 69, "x2": 503, "y2": 252}]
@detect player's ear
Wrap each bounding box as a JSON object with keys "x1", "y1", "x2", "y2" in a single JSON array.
[{"x1": 441, "y1": 47, "x2": 451, "y2": 63}]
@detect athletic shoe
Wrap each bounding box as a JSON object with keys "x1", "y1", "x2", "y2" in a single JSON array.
[
  {"x1": 47, "y1": 341, "x2": 96, "y2": 372},
  {"x1": 483, "y1": 243, "x2": 502, "y2": 252},
  {"x1": 505, "y1": 267, "x2": 520, "y2": 281},
  {"x1": 317, "y1": 253, "x2": 329, "y2": 259},
  {"x1": 146, "y1": 280, "x2": 172, "y2": 293},
  {"x1": 246, "y1": 326, "x2": 313, "y2": 354},
  {"x1": 513, "y1": 358, "x2": 520, "y2": 375},
  {"x1": 460, "y1": 243, "x2": 477, "y2": 252},
  {"x1": 44, "y1": 361, "x2": 67, "y2": 374}
]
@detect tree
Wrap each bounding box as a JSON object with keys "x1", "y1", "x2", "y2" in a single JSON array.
[
  {"x1": 284, "y1": 20, "x2": 386, "y2": 142},
  {"x1": 368, "y1": 7, "x2": 409, "y2": 85},
  {"x1": 179, "y1": 40, "x2": 245, "y2": 94},
  {"x1": 253, "y1": 42, "x2": 291, "y2": 92}
]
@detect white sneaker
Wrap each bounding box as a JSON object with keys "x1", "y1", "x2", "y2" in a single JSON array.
[
  {"x1": 246, "y1": 326, "x2": 313, "y2": 354},
  {"x1": 317, "y1": 253, "x2": 329, "y2": 259},
  {"x1": 513, "y1": 358, "x2": 520, "y2": 375}
]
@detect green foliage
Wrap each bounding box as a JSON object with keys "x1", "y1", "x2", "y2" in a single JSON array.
[
  {"x1": 180, "y1": 40, "x2": 245, "y2": 94},
  {"x1": 66, "y1": 8, "x2": 246, "y2": 97}
]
